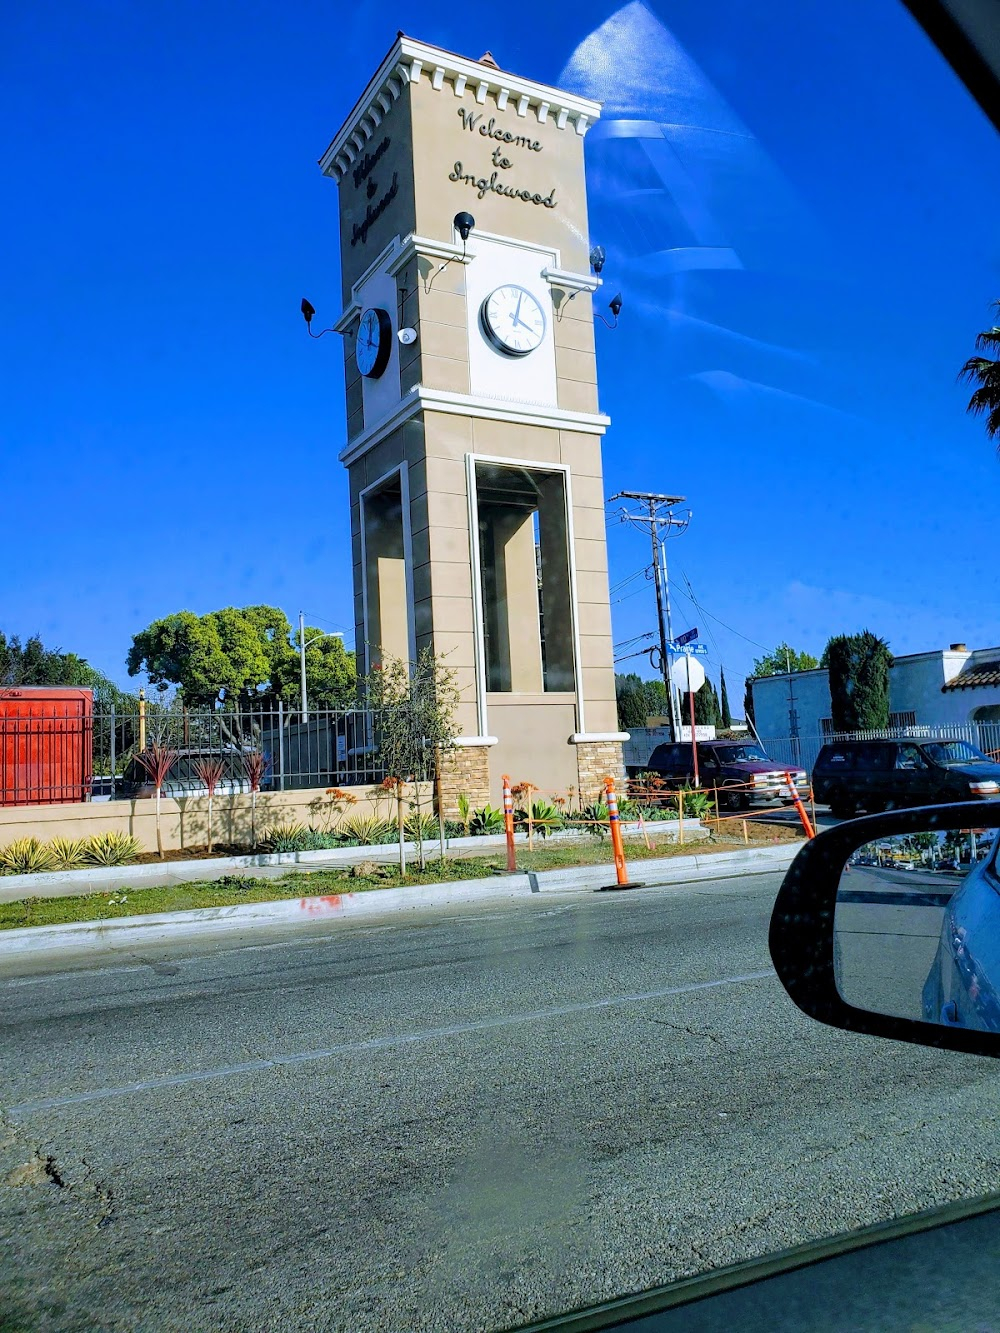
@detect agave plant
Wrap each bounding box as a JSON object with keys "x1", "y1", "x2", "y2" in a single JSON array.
[
  {"x1": 469, "y1": 805, "x2": 505, "y2": 836},
  {"x1": 0, "y1": 838, "x2": 56, "y2": 875},
  {"x1": 192, "y1": 754, "x2": 226, "y2": 854},
  {"x1": 263, "y1": 822, "x2": 309, "y2": 852},
  {"x1": 515, "y1": 800, "x2": 563, "y2": 842},
  {"x1": 340, "y1": 813, "x2": 394, "y2": 847},
  {"x1": 135, "y1": 742, "x2": 178, "y2": 859},
  {"x1": 85, "y1": 831, "x2": 142, "y2": 867},
  {"x1": 575, "y1": 802, "x2": 610, "y2": 840},
  {"x1": 48, "y1": 837, "x2": 90, "y2": 870},
  {"x1": 404, "y1": 811, "x2": 440, "y2": 843},
  {"x1": 677, "y1": 785, "x2": 716, "y2": 820}
]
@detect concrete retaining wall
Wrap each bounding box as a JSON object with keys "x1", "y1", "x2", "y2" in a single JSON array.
[{"x1": 0, "y1": 783, "x2": 433, "y2": 856}]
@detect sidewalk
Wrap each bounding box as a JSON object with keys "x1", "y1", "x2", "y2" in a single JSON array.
[{"x1": 0, "y1": 842, "x2": 801, "y2": 959}]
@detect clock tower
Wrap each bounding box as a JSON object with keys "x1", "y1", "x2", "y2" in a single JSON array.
[{"x1": 321, "y1": 35, "x2": 626, "y2": 810}]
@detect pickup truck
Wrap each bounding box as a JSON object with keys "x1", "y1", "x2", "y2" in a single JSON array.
[{"x1": 628, "y1": 739, "x2": 809, "y2": 811}]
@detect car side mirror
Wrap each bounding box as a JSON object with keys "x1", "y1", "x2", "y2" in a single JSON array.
[{"x1": 769, "y1": 804, "x2": 1000, "y2": 1058}]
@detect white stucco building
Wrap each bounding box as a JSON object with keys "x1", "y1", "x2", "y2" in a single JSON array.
[{"x1": 752, "y1": 643, "x2": 1000, "y2": 770}]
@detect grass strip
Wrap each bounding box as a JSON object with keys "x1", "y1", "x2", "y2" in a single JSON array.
[{"x1": 0, "y1": 830, "x2": 801, "y2": 932}]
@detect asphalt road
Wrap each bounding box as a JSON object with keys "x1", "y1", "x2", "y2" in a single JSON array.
[{"x1": 4, "y1": 873, "x2": 1000, "y2": 1332}]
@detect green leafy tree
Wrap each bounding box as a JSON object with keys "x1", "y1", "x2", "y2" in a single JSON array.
[
  {"x1": 615, "y1": 673, "x2": 668, "y2": 729},
  {"x1": 0, "y1": 632, "x2": 136, "y2": 715},
  {"x1": 127, "y1": 606, "x2": 356, "y2": 710},
  {"x1": 744, "y1": 644, "x2": 818, "y2": 729},
  {"x1": 720, "y1": 668, "x2": 733, "y2": 729},
  {"x1": 681, "y1": 679, "x2": 720, "y2": 728},
  {"x1": 959, "y1": 300, "x2": 1000, "y2": 446},
  {"x1": 271, "y1": 626, "x2": 356, "y2": 711},
  {"x1": 752, "y1": 644, "x2": 820, "y2": 677},
  {"x1": 824, "y1": 630, "x2": 894, "y2": 733}
]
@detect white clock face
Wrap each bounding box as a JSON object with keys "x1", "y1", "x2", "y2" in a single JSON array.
[{"x1": 481, "y1": 285, "x2": 546, "y2": 357}]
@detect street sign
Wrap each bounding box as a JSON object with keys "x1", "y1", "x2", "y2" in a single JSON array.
[
  {"x1": 676, "y1": 626, "x2": 698, "y2": 646},
  {"x1": 670, "y1": 655, "x2": 706, "y2": 692},
  {"x1": 668, "y1": 642, "x2": 708, "y2": 656}
]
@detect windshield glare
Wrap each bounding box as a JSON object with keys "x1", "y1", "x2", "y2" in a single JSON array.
[{"x1": 922, "y1": 741, "x2": 989, "y2": 765}]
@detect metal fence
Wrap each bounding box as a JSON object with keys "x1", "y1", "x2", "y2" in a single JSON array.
[
  {"x1": 0, "y1": 704, "x2": 389, "y2": 806},
  {"x1": 759, "y1": 721, "x2": 1000, "y2": 776}
]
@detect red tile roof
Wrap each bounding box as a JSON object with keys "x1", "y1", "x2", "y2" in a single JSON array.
[{"x1": 942, "y1": 660, "x2": 1000, "y2": 691}]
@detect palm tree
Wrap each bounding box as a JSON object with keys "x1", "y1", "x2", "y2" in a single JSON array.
[{"x1": 959, "y1": 300, "x2": 1000, "y2": 445}]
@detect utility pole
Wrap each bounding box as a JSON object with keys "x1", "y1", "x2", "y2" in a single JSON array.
[
  {"x1": 299, "y1": 611, "x2": 309, "y2": 724},
  {"x1": 611, "y1": 492, "x2": 692, "y2": 742}
]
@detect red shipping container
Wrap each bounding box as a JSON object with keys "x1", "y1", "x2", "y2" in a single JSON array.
[{"x1": 0, "y1": 687, "x2": 93, "y2": 806}]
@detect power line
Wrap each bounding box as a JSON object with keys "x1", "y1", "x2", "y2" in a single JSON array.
[
  {"x1": 670, "y1": 576, "x2": 769, "y2": 653},
  {"x1": 609, "y1": 566, "x2": 649, "y2": 595},
  {"x1": 609, "y1": 491, "x2": 692, "y2": 741}
]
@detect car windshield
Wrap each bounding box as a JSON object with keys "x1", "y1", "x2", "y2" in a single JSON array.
[
  {"x1": 4, "y1": 1, "x2": 1000, "y2": 1330},
  {"x1": 715, "y1": 745, "x2": 768, "y2": 763},
  {"x1": 922, "y1": 740, "x2": 990, "y2": 765}
]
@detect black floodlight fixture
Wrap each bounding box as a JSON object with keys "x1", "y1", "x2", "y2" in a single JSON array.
[
  {"x1": 300, "y1": 297, "x2": 337, "y2": 340},
  {"x1": 454, "y1": 211, "x2": 476, "y2": 242},
  {"x1": 596, "y1": 292, "x2": 623, "y2": 329}
]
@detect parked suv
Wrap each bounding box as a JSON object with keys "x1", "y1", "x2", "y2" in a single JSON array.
[
  {"x1": 630, "y1": 740, "x2": 808, "y2": 811},
  {"x1": 812, "y1": 738, "x2": 1000, "y2": 818}
]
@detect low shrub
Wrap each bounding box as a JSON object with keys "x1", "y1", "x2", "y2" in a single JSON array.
[
  {"x1": 404, "y1": 812, "x2": 440, "y2": 842},
  {"x1": 264, "y1": 824, "x2": 346, "y2": 853},
  {"x1": 340, "y1": 813, "x2": 395, "y2": 846},
  {"x1": 677, "y1": 785, "x2": 716, "y2": 819},
  {"x1": 85, "y1": 831, "x2": 143, "y2": 866},
  {"x1": 216, "y1": 873, "x2": 269, "y2": 892},
  {"x1": 263, "y1": 822, "x2": 310, "y2": 852},
  {"x1": 469, "y1": 805, "x2": 504, "y2": 835},
  {"x1": 573, "y1": 802, "x2": 609, "y2": 840},
  {"x1": 47, "y1": 836, "x2": 90, "y2": 869},
  {"x1": 514, "y1": 800, "x2": 564, "y2": 839},
  {"x1": 0, "y1": 838, "x2": 56, "y2": 875}
]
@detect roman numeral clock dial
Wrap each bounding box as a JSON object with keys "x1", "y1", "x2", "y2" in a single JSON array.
[{"x1": 480, "y1": 285, "x2": 546, "y2": 357}]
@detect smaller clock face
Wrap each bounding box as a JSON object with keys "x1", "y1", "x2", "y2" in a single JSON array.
[
  {"x1": 356, "y1": 307, "x2": 392, "y2": 378},
  {"x1": 481, "y1": 285, "x2": 546, "y2": 358}
]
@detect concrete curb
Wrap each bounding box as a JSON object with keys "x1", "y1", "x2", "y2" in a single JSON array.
[
  {"x1": 0, "y1": 820, "x2": 707, "y2": 902},
  {"x1": 0, "y1": 843, "x2": 801, "y2": 957}
]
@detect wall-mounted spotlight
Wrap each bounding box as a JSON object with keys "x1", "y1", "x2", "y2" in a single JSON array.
[
  {"x1": 431, "y1": 212, "x2": 477, "y2": 285},
  {"x1": 300, "y1": 297, "x2": 339, "y2": 339},
  {"x1": 596, "y1": 293, "x2": 623, "y2": 329},
  {"x1": 589, "y1": 245, "x2": 606, "y2": 275}
]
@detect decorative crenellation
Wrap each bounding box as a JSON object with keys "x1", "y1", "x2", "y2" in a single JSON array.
[
  {"x1": 575, "y1": 741, "x2": 626, "y2": 807},
  {"x1": 320, "y1": 35, "x2": 601, "y2": 183}
]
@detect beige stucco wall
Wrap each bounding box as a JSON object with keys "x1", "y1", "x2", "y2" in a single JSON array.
[
  {"x1": 338, "y1": 89, "x2": 416, "y2": 302},
  {"x1": 409, "y1": 71, "x2": 591, "y2": 275},
  {"x1": 486, "y1": 696, "x2": 578, "y2": 802},
  {"x1": 0, "y1": 784, "x2": 433, "y2": 856}
]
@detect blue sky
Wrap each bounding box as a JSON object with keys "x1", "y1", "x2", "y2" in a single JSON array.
[{"x1": 3, "y1": 0, "x2": 999, "y2": 696}]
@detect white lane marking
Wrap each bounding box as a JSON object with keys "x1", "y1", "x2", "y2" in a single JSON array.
[{"x1": 8, "y1": 970, "x2": 774, "y2": 1116}]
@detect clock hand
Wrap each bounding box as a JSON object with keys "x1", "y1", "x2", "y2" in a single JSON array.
[{"x1": 513, "y1": 292, "x2": 523, "y2": 327}]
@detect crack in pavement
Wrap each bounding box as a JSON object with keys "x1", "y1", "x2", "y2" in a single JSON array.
[
  {"x1": 647, "y1": 1016, "x2": 734, "y2": 1050},
  {"x1": 1, "y1": 1113, "x2": 115, "y2": 1227}
]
